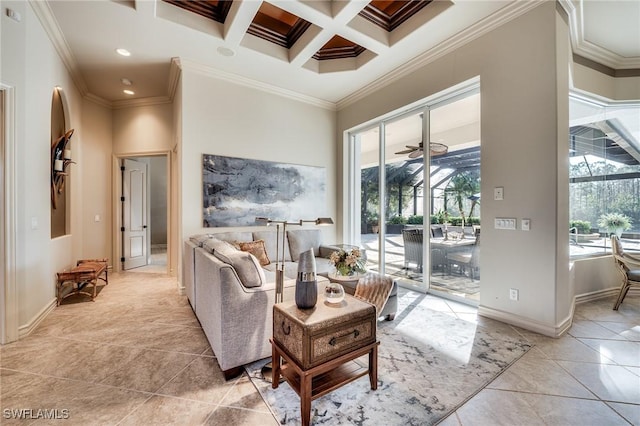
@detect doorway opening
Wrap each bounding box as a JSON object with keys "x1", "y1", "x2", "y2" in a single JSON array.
[{"x1": 117, "y1": 154, "x2": 169, "y2": 274}]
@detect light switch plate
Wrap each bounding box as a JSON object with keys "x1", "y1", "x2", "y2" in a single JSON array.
[
  {"x1": 522, "y1": 218, "x2": 531, "y2": 231},
  {"x1": 494, "y1": 187, "x2": 504, "y2": 201},
  {"x1": 495, "y1": 217, "x2": 517, "y2": 230}
]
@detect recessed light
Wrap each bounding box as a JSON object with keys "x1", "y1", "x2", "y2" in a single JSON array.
[
  {"x1": 216, "y1": 46, "x2": 235, "y2": 57},
  {"x1": 123, "y1": 89, "x2": 135, "y2": 95},
  {"x1": 116, "y1": 48, "x2": 131, "y2": 57},
  {"x1": 121, "y1": 78, "x2": 132, "y2": 86}
]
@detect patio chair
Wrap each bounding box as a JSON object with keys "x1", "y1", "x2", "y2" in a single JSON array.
[
  {"x1": 447, "y1": 234, "x2": 480, "y2": 280},
  {"x1": 610, "y1": 235, "x2": 640, "y2": 310},
  {"x1": 402, "y1": 228, "x2": 423, "y2": 272},
  {"x1": 430, "y1": 225, "x2": 444, "y2": 238}
]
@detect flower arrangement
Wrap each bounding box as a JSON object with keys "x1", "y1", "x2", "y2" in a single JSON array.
[
  {"x1": 329, "y1": 247, "x2": 366, "y2": 276},
  {"x1": 597, "y1": 213, "x2": 632, "y2": 234}
]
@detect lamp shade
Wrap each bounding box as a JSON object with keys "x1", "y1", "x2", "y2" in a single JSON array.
[
  {"x1": 255, "y1": 217, "x2": 271, "y2": 226},
  {"x1": 315, "y1": 217, "x2": 334, "y2": 225}
]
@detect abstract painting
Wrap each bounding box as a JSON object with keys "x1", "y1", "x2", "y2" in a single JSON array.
[{"x1": 202, "y1": 154, "x2": 327, "y2": 227}]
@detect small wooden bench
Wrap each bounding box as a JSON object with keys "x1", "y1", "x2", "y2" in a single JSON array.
[{"x1": 56, "y1": 258, "x2": 108, "y2": 305}]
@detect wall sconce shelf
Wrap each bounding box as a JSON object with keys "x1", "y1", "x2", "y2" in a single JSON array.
[{"x1": 51, "y1": 128, "x2": 75, "y2": 209}]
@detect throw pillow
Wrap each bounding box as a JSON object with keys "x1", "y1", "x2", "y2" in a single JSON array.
[
  {"x1": 238, "y1": 240, "x2": 270, "y2": 266},
  {"x1": 206, "y1": 238, "x2": 265, "y2": 288},
  {"x1": 287, "y1": 229, "x2": 321, "y2": 262},
  {"x1": 202, "y1": 237, "x2": 237, "y2": 254}
]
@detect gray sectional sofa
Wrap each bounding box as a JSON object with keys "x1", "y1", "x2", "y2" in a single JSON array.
[{"x1": 183, "y1": 228, "x2": 397, "y2": 379}]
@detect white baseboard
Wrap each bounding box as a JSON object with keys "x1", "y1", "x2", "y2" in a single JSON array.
[
  {"x1": 18, "y1": 298, "x2": 57, "y2": 338},
  {"x1": 478, "y1": 305, "x2": 568, "y2": 337},
  {"x1": 575, "y1": 287, "x2": 618, "y2": 304},
  {"x1": 480, "y1": 286, "x2": 638, "y2": 338}
]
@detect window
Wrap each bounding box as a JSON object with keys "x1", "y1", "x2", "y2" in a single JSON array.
[{"x1": 569, "y1": 95, "x2": 640, "y2": 257}]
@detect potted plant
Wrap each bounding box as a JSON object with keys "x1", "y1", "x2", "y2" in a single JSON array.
[
  {"x1": 386, "y1": 215, "x2": 406, "y2": 234},
  {"x1": 597, "y1": 213, "x2": 632, "y2": 237},
  {"x1": 365, "y1": 211, "x2": 380, "y2": 234}
]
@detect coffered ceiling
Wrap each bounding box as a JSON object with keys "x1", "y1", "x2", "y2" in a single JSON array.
[{"x1": 38, "y1": 0, "x2": 639, "y2": 109}]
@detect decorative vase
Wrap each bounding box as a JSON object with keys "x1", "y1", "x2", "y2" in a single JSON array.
[
  {"x1": 324, "y1": 283, "x2": 345, "y2": 304},
  {"x1": 335, "y1": 265, "x2": 354, "y2": 277},
  {"x1": 295, "y1": 249, "x2": 317, "y2": 309}
]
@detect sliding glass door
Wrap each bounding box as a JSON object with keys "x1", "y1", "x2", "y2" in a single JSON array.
[{"x1": 348, "y1": 83, "x2": 481, "y2": 302}]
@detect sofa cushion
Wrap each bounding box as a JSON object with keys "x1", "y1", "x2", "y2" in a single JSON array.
[
  {"x1": 189, "y1": 234, "x2": 213, "y2": 247},
  {"x1": 315, "y1": 258, "x2": 334, "y2": 277},
  {"x1": 238, "y1": 240, "x2": 270, "y2": 266},
  {"x1": 211, "y1": 232, "x2": 253, "y2": 245},
  {"x1": 205, "y1": 238, "x2": 265, "y2": 288},
  {"x1": 202, "y1": 238, "x2": 234, "y2": 254},
  {"x1": 253, "y1": 230, "x2": 292, "y2": 262},
  {"x1": 287, "y1": 229, "x2": 321, "y2": 262}
]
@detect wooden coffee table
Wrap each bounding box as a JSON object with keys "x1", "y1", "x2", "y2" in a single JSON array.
[{"x1": 271, "y1": 295, "x2": 379, "y2": 426}]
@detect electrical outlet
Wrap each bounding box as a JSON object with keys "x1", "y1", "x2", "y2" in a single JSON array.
[{"x1": 509, "y1": 288, "x2": 519, "y2": 301}]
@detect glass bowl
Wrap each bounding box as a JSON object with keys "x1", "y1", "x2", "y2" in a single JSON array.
[{"x1": 324, "y1": 283, "x2": 345, "y2": 304}]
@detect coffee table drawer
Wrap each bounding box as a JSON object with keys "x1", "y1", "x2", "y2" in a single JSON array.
[{"x1": 311, "y1": 316, "x2": 374, "y2": 363}]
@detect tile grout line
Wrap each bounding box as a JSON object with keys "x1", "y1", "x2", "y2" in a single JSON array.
[{"x1": 24, "y1": 331, "x2": 209, "y2": 357}]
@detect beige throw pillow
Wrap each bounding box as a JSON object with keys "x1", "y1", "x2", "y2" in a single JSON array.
[{"x1": 238, "y1": 240, "x2": 270, "y2": 266}]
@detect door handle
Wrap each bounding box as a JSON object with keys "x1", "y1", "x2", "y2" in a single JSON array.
[{"x1": 143, "y1": 225, "x2": 147, "y2": 229}]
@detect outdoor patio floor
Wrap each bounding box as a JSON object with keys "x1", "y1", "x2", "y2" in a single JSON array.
[{"x1": 360, "y1": 233, "x2": 480, "y2": 303}]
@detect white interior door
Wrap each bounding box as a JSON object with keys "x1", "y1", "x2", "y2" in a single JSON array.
[{"x1": 123, "y1": 158, "x2": 148, "y2": 270}]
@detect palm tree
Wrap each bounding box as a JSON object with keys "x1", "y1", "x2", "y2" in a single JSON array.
[{"x1": 445, "y1": 171, "x2": 480, "y2": 225}]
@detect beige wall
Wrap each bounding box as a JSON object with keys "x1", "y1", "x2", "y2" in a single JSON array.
[
  {"x1": 81, "y1": 99, "x2": 113, "y2": 262},
  {"x1": 179, "y1": 70, "x2": 338, "y2": 280},
  {"x1": 2, "y1": 1, "x2": 84, "y2": 331},
  {"x1": 113, "y1": 104, "x2": 173, "y2": 155},
  {"x1": 338, "y1": 3, "x2": 570, "y2": 334},
  {"x1": 572, "y1": 256, "x2": 618, "y2": 297},
  {"x1": 572, "y1": 63, "x2": 640, "y2": 101}
]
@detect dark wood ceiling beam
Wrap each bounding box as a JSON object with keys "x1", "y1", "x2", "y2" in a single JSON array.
[
  {"x1": 163, "y1": 0, "x2": 233, "y2": 24},
  {"x1": 359, "y1": 1, "x2": 431, "y2": 32},
  {"x1": 312, "y1": 45, "x2": 365, "y2": 61}
]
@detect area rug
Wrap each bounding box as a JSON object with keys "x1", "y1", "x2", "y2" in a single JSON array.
[{"x1": 246, "y1": 292, "x2": 531, "y2": 425}]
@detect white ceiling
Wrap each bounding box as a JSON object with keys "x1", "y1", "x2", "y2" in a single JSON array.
[{"x1": 40, "y1": 0, "x2": 639, "y2": 110}]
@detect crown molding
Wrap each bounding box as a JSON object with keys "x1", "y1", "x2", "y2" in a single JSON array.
[
  {"x1": 560, "y1": 0, "x2": 640, "y2": 70},
  {"x1": 29, "y1": 0, "x2": 88, "y2": 96},
  {"x1": 84, "y1": 93, "x2": 112, "y2": 108},
  {"x1": 336, "y1": 1, "x2": 542, "y2": 110},
  {"x1": 168, "y1": 57, "x2": 182, "y2": 101},
  {"x1": 112, "y1": 96, "x2": 173, "y2": 110},
  {"x1": 180, "y1": 59, "x2": 337, "y2": 111}
]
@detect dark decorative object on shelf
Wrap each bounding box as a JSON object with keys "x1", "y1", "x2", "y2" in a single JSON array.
[
  {"x1": 51, "y1": 128, "x2": 75, "y2": 209},
  {"x1": 295, "y1": 249, "x2": 317, "y2": 309}
]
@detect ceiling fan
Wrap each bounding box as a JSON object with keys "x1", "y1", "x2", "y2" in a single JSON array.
[{"x1": 395, "y1": 142, "x2": 448, "y2": 158}]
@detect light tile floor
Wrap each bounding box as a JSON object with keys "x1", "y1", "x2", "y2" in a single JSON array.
[{"x1": 1, "y1": 272, "x2": 638, "y2": 425}]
